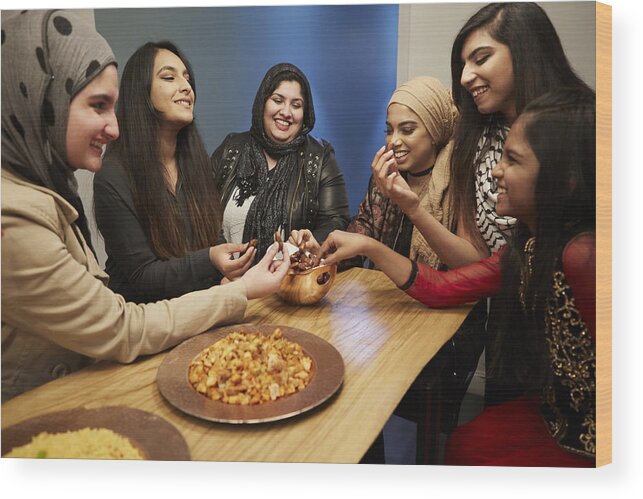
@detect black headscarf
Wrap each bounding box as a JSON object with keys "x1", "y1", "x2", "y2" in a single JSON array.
[
  {"x1": 1, "y1": 10, "x2": 116, "y2": 254},
  {"x1": 235, "y1": 63, "x2": 316, "y2": 259}
]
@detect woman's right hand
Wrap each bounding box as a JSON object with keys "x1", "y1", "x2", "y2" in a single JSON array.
[
  {"x1": 288, "y1": 229, "x2": 320, "y2": 254},
  {"x1": 321, "y1": 230, "x2": 413, "y2": 288},
  {"x1": 209, "y1": 243, "x2": 255, "y2": 280},
  {"x1": 318, "y1": 230, "x2": 372, "y2": 266},
  {"x1": 371, "y1": 146, "x2": 420, "y2": 215},
  {"x1": 239, "y1": 243, "x2": 290, "y2": 300}
]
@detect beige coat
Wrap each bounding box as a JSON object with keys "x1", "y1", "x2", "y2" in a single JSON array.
[{"x1": 1, "y1": 170, "x2": 248, "y2": 400}]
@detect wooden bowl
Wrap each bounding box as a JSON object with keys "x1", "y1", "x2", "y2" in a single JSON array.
[{"x1": 278, "y1": 262, "x2": 337, "y2": 305}]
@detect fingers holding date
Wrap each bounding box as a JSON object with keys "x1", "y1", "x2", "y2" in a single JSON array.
[{"x1": 274, "y1": 232, "x2": 284, "y2": 254}]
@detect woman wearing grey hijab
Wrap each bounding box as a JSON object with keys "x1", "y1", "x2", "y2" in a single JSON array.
[{"x1": 1, "y1": 10, "x2": 289, "y2": 400}]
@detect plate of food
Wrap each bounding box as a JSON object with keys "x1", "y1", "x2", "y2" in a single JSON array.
[
  {"x1": 156, "y1": 324, "x2": 345, "y2": 424},
  {"x1": 1, "y1": 406, "x2": 190, "y2": 460}
]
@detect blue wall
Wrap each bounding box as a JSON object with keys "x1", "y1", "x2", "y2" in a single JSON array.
[{"x1": 95, "y1": 5, "x2": 399, "y2": 215}]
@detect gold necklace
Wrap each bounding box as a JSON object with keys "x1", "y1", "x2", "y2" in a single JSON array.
[{"x1": 519, "y1": 237, "x2": 536, "y2": 311}]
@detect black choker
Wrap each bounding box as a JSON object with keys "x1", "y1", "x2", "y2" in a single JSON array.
[{"x1": 407, "y1": 167, "x2": 433, "y2": 178}]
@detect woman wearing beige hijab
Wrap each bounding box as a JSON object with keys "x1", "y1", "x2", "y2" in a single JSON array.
[
  {"x1": 292, "y1": 76, "x2": 458, "y2": 271},
  {"x1": 290, "y1": 78, "x2": 483, "y2": 463}
]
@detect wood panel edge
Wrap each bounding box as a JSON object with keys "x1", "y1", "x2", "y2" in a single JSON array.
[{"x1": 595, "y1": 0, "x2": 612, "y2": 468}]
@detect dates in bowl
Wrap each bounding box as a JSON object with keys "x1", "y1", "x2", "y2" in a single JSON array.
[{"x1": 277, "y1": 249, "x2": 337, "y2": 305}]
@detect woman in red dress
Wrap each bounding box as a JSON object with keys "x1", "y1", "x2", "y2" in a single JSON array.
[{"x1": 320, "y1": 87, "x2": 596, "y2": 467}]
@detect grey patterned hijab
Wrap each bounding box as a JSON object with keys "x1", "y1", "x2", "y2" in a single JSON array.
[{"x1": 1, "y1": 10, "x2": 116, "y2": 249}]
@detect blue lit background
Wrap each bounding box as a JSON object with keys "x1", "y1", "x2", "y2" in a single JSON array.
[{"x1": 95, "y1": 5, "x2": 399, "y2": 215}]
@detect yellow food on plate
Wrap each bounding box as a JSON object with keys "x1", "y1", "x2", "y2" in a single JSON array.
[
  {"x1": 188, "y1": 328, "x2": 313, "y2": 405},
  {"x1": 5, "y1": 427, "x2": 144, "y2": 459}
]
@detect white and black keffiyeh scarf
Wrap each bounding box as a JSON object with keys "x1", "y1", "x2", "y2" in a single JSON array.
[
  {"x1": 474, "y1": 123, "x2": 517, "y2": 252},
  {"x1": 235, "y1": 63, "x2": 315, "y2": 260}
]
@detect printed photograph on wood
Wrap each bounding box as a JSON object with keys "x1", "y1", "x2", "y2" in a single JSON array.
[{"x1": 1, "y1": 1, "x2": 610, "y2": 467}]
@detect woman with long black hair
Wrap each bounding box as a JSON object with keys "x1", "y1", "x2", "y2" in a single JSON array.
[
  {"x1": 370, "y1": 2, "x2": 596, "y2": 410},
  {"x1": 94, "y1": 41, "x2": 254, "y2": 303},
  {"x1": 376, "y1": 3, "x2": 593, "y2": 268},
  {"x1": 320, "y1": 87, "x2": 596, "y2": 466}
]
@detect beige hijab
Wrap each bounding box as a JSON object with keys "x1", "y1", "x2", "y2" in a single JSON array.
[{"x1": 387, "y1": 76, "x2": 458, "y2": 268}]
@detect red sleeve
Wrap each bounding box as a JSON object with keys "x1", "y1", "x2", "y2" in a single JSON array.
[
  {"x1": 404, "y1": 251, "x2": 503, "y2": 308},
  {"x1": 562, "y1": 233, "x2": 596, "y2": 343}
]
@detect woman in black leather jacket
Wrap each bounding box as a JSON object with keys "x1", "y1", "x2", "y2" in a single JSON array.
[{"x1": 211, "y1": 63, "x2": 350, "y2": 260}]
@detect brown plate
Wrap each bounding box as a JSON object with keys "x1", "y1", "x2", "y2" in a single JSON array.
[
  {"x1": 156, "y1": 324, "x2": 344, "y2": 424},
  {"x1": 1, "y1": 406, "x2": 190, "y2": 460}
]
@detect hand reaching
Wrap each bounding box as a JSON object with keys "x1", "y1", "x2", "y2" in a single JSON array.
[
  {"x1": 319, "y1": 230, "x2": 372, "y2": 266},
  {"x1": 321, "y1": 230, "x2": 413, "y2": 288},
  {"x1": 239, "y1": 243, "x2": 290, "y2": 300},
  {"x1": 209, "y1": 242, "x2": 255, "y2": 280},
  {"x1": 371, "y1": 145, "x2": 421, "y2": 216},
  {"x1": 288, "y1": 229, "x2": 320, "y2": 255}
]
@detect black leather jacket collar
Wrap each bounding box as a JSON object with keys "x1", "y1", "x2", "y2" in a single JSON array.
[{"x1": 211, "y1": 132, "x2": 350, "y2": 243}]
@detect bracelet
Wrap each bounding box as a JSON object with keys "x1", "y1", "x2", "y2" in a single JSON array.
[{"x1": 398, "y1": 260, "x2": 418, "y2": 291}]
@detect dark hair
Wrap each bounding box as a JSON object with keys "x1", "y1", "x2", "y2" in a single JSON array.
[
  {"x1": 490, "y1": 87, "x2": 596, "y2": 391},
  {"x1": 250, "y1": 63, "x2": 316, "y2": 151},
  {"x1": 107, "y1": 41, "x2": 221, "y2": 259},
  {"x1": 266, "y1": 70, "x2": 307, "y2": 105},
  {"x1": 449, "y1": 2, "x2": 592, "y2": 252}
]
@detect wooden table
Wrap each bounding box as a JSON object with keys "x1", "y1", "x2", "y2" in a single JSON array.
[{"x1": 1, "y1": 268, "x2": 472, "y2": 463}]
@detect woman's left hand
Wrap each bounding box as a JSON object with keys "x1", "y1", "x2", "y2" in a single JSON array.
[
  {"x1": 209, "y1": 243, "x2": 255, "y2": 280},
  {"x1": 240, "y1": 243, "x2": 290, "y2": 300}
]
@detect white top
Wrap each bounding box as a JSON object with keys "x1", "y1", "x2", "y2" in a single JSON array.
[
  {"x1": 222, "y1": 186, "x2": 287, "y2": 258},
  {"x1": 222, "y1": 186, "x2": 254, "y2": 246}
]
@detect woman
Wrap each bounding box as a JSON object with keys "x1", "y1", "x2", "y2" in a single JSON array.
[
  {"x1": 291, "y1": 77, "x2": 483, "y2": 461},
  {"x1": 376, "y1": 3, "x2": 592, "y2": 269},
  {"x1": 320, "y1": 87, "x2": 596, "y2": 466},
  {"x1": 1, "y1": 10, "x2": 289, "y2": 401},
  {"x1": 292, "y1": 76, "x2": 458, "y2": 270},
  {"x1": 374, "y1": 3, "x2": 595, "y2": 408},
  {"x1": 211, "y1": 62, "x2": 350, "y2": 261},
  {"x1": 94, "y1": 41, "x2": 252, "y2": 304}
]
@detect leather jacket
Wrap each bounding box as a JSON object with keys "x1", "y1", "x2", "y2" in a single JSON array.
[{"x1": 211, "y1": 132, "x2": 350, "y2": 243}]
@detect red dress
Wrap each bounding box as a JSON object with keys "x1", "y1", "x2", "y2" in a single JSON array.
[{"x1": 404, "y1": 234, "x2": 596, "y2": 467}]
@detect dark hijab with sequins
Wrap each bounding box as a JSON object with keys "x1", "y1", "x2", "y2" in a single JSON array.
[
  {"x1": 235, "y1": 63, "x2": 316, "y2": 259},
  {"x1": 1, "y1": 10, "x2": 116, "y2": 251}
]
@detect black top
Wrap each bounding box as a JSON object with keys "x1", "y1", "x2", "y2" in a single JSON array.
[
  {"x1": 93, "y1": 154, "x2": 221, "y2": 303},
  {"x1": 211, "y1": 132, "x2": 351, "y2": 260},
  {"x1": 394, "y1": 213, "x2": 413, "y2": 259}
]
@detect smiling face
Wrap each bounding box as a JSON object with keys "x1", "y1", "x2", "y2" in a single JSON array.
[
  {"x1": 492, "y1": 115, "x2": 539, "y2": 230},
  {"x1": 262, "y1": 80, "x2": 304, "y2": 144},
  {"x1": 65, "y1": 64, "x2": 119, "y2": 172},
  {"x1": 386, "y1": 103, "x2": 437, "y2": 174},
  {"x1": 150, "y1": 48, "x2": 194, "y2": 130},
  {"x1": 460, "y1": 28, "x2": 516, "y2": 123}
]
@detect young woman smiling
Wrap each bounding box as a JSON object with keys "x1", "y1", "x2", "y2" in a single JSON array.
[
  {"x1": 290, "y1": 77, "x2": 485, "y2": 460},
  {"x1": 94, "y1": 42, "x2": 254, "y2": 303},
  {"x1": 2, "y1": 13, "x2": 289, "y2": 401},
  {"x1": 291, "y1": 76, "x2": 458, "y2": 270},
  {"x1": 362, "y1": 4, "x2": 595, "y2": 411},
  {"x1": 448, "y1": 2, "x2": 593, "y2": 261},
  {"x1": 211, "y1": 63, "x2": 350, "y2": 261},
  {"x1": 377, "y1": 4, "x2": 593, "y2": 274},
  {"x1": 319, "y1": 87, "x2": 597, "y2": 467}
]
